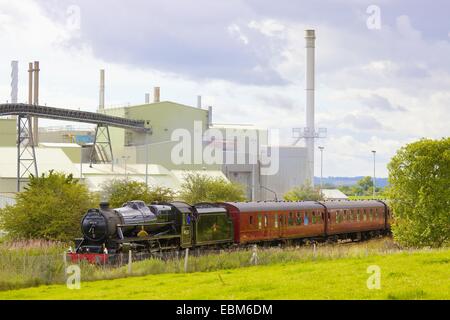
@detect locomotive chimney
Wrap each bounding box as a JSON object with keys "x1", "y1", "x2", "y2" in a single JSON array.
[
  {"x1": 100, "y1": 202, "x2": 110, "y2": 210},
  {"x1": 305, "y1": 29, "x2": 315, "y2": 186}
]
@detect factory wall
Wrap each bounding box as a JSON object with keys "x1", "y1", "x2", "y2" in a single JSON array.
[
  {"x1": 105, "y1": 101, "x2": 219, "y2": 170},
  {"x1": 0, "y1": 119, "x2": 16, "y2": 147},
  {"x1": 265, "y1": 146, "x2": 309, "y2": 199}
]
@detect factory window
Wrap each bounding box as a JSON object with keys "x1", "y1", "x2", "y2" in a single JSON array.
[
  {"x1": 274, "y1": 214, "x2": 279, "y2": 228},
  {"x1": 258, "y1": 214, "x2": 262, "y2": 229}
]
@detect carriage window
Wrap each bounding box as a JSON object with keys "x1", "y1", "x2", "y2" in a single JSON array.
[
  {"x1": 258, "y1": 214, "x2": 262, "y2": 229},
  {"x1": 311, "y1": 211, "x2": 316, "y2": 224},
  {"x1": 249, "y1": 215, "x2": 253, "y2": 225},
  {"x1": 288, "y1": 212, "x2": 294, "y2": 226},
  {"x1": 264, "y1": 215, "x2": 268, "y2": 228},
  {"x1": 304, "y1": 212, "x2": 309, "y2": 226},
  {"x1": 369, "y1": 209, "x2": 373, "y2": 221},
  {"x1": 356, "y1": 210, "x2": 360, "y2": 222},
  {"x1": 296, "y1": 212, "x2": 301, "y2": 225},
  {"x1": 275, "y1": 213, "x2": 278, "y2": 228},
  {"x1": 363, "y1": 210, "x2": 367, "y2": 221}
]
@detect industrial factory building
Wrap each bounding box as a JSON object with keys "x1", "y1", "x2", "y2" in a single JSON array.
[{"x1": 0, "y1": 30, "x2": 318, "y2": 201}]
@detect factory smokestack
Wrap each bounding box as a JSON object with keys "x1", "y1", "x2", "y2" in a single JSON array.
[
  {"x1": 99, "y1": 69, "x2": 105, "y2": 112},
  {"x1": 197, "y1": 95, "x2": 202, "y2": 108},
  {"x1": 33, "y1": 61, "x2": 40, "y2": 145},
  {"x1": 305, "y1": 29, "x2": 315, "y2": 186},
  {"x1": 11, "y1": 61, "x2": 18, "y2": 104},
  {"x1": 154, "y1": 87, "x2": 160, "y2": 103},
  {"x1": 145, "y1": 93, "x2": 150, "y2": 104},
  {"x1": 207, "y1": 106, "x2": 213, "y2": 127}
]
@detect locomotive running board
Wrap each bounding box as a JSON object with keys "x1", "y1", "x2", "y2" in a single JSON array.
[{"x1": 115, "y1": 234, "x2": 181, "y2": 243}]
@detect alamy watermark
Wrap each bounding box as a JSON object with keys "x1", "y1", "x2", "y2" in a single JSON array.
[
  {"x1": 66, "y1": 264, "x2": 81, "y2": 290},
  {"x1": 366, "y1": 265, "x2": 381, "y2": 289},
  {"x1": 366, "y1": 5, "x2": 381, "y2": 30},
  {"x1": 170, "y1": 121, "x2": 280, "y2": 175}
]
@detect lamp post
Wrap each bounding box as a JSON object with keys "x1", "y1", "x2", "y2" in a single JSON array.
[
  {"x1": 260, "y1": 185, "x2": 278, "y2": 201},
  {"x1": 371, "y1": 150, "x2": 376, "y2": 198},
  {"x1": 318, "y1": 146, "x2": 324, "y2": 195}
]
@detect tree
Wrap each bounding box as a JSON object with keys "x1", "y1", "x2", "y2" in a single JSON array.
[
  {"x1": 387, "y1": 138, "x2": 450, "y2": 247},
  {"x1": 0, "y1": 171, "x2": 98, "y2": 241},
  {"x1": 100, "y1": 179, "x2": 175, "y2": 208},
  {"x1": 180, "y1": 172, "x2": 246, "y2": 204},
  {"x1": 284, "y1": 180, "x2": 323, "y2": 201},
  {"x1": 357, "y1": 176, "x2": 373, "y2": 192}
]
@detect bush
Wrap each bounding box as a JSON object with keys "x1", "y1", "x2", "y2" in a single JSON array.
[
  {"x1": 284, "y1": 180, "x2": 323, "y2": 201},
  {"x1": 180, "y1": 172, "x2": 246, "y2": 204},
  {"x1": 387, "y1": 138, "x2": 450, "y2": 247},
  {"x1": 100, "y1": 179, "x2": 175, "y2": 208},
  {"x1": 0, "y1": 171, "x2": 98, "y2": 241}
]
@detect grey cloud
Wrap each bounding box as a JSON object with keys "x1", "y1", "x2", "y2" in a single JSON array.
[
  {"x1": 36, "y1": 0, "x2": 450, "y2": 87},
  {"x1": 358, "y1": 94, "x2": 406, "y2": 112},
  {"x1": 343, "y1": 114, "x2": 384, "y2": 131},
  {"x1": 256, "y1": 93, "x2": 297, "y2": 110}
]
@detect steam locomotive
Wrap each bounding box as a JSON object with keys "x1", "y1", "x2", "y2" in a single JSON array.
[{"x1": 69, "y1": 199, "x2": 391, "y2": 263}]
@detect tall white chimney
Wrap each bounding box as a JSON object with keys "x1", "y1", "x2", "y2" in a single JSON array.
[
  {"x1": 305, "y1": 29, "x2": 315, "y2": 186},
  {"x1": 99, "y1": 69, "x2": 105, "y2": 112},
  {"x1": 197, "y1": 95, "x2": 202, "y2": 108},
  {"x1": 145, "y1": 93, "x2": 150, "y2": 104},
  {"x1": 11, "y1": 61, "x2": 18, "y2": 103}
]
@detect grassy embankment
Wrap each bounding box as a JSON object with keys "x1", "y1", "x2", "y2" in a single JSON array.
[{"x1": 0, "y1": 238, "x2": 449, "y2": 299}]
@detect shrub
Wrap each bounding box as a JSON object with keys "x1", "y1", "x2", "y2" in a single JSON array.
[
  {"x1": 179, "y1": 172, "x2": 246, "y2": 204},
  {"x1": 0, "y1": 171, "x2": 98, "y2": 241},
  {"x1": 284, "y1": 180, "x2": 323, "y2": 201},
  {"x1": 387, "y1": 138, "x2": 450, "y2": 247},
  {"x1": 100, "y1": 179, "x2": 175, "y2": 207}
]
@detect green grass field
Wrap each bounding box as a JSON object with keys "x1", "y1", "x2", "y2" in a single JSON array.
[{"x1": 1, "y1": 248, "x2": 448, "y2": 300}]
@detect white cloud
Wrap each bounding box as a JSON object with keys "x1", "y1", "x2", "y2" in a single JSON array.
[{"x1": 227, "y1": 23, "x2": 249, "y2": 45}]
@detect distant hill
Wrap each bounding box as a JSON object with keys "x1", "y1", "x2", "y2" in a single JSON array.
[{"x1": 314, "y1": 176, "x2": 389, "y2": 188}]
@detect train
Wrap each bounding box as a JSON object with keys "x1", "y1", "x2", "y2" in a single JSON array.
[{"x1": 68, "y1": 199, "x2": 392, "y2": 263}]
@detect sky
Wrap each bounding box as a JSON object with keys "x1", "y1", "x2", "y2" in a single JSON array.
[{"x1": 0, "y1": 0, "x2": 449, "y2": 178}]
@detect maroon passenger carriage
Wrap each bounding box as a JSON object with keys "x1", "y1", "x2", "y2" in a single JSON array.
[{"x1": 220, "y1": 200, "x2": 391, "y2": 245}]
